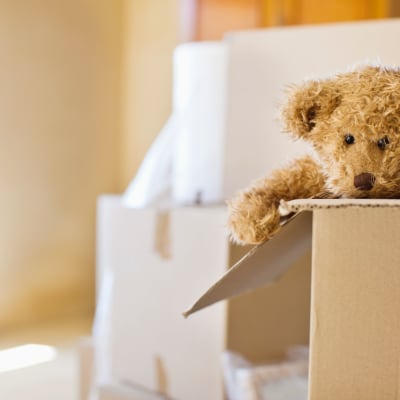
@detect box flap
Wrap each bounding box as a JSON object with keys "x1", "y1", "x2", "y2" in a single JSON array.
[
  {"x1": 280, "y1": 198, "x2": 400, "y2": 214},
  {"x1": 184, "y1": 199, "x2": 400, "y2": 317},
  {"x1": 184, "y1": 211, "x2": 312, "y2": 317}
]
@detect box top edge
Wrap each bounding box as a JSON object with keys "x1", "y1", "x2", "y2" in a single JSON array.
[{"x1": 282, "y1": 198, "x2": 400, "y2": 214}]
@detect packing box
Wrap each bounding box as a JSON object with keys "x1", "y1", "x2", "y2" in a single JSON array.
[
  {"x1": 94, "y1": 18, "x2": 400, "y2": 400},
  {"x1": 186, "y1": 199, "x2": 400, "y2": 400},
  {"x1": 78, "y1": 337, "x2": 94, "y2": 400},
  {"x1": 166, "y1": 18, "x2": 400, "y2": 204},
  {"x1": 98, "y1": 382, "x2": 164, "y2": 400},
  {"x1": 96, "y1": 196, "x2": 311, "y2": 400},
  {"x1": 223, "y1": 19, "x2": 400, "y2": 199},
  {"x1": 77, "y1": 336, "x2": 162, "y2": 400}
]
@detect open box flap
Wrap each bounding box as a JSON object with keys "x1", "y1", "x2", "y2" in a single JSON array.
[
  {"x1": 184, "y1": 210, "x2": 312, "y2": 317},
  {"x1": 184, "y1": 198, "x2": 400, "y2": 317}
]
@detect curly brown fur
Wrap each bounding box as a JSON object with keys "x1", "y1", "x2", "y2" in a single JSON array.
[
  {"x1": 228, "y1": 65, "x2": 400, "y2": 245},
  {"x1": 228, "y1": 156, "x2": 326, "y2": 244}
]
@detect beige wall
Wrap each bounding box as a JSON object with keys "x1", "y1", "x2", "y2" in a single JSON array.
[
  {"x1": 0, "y1": 0, "x2": 182, "y2": 328},
  {"x1": 0, "y1": 0, "x2": 122, "y2": 327},
  {"x1": 120, "y1": 0, "x2": 180, "y2": 188}
]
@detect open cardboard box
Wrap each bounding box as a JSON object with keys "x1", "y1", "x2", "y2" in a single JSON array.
[
  {"x1": 94, "y1": 19, "x2": 400, "y2": 400},
  {"x1": 185, "y1": 199, "x2": 400, "y2": 400}
]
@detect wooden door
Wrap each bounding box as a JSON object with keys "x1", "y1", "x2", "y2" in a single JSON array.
[{"x1": 193, "y1": 0, "x2": 394, "y2": 40}]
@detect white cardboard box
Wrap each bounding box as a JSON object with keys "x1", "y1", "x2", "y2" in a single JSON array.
[
  {"x1": 78, "y1": 337, "x2": 163, "y2": 400},
  {"x1": 98, "y1": 382, "x2": 164, "y2": 400},
  {"x1": 223, "y1": 19, "x2": 400, "y2": 199},
  {"x1": 154, "y1": 20, "x2": 400, "y2": 206},
  {"x1": 78, "y1": 337, "x2": 94, "y2": 400},
  {"x1": 96, "y1": 196, "x2": 311, "y2": 400}
]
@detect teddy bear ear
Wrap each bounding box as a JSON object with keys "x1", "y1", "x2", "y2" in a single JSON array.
[{"x1": 281, "y1": 79, "x2": 341, "y2": 140}]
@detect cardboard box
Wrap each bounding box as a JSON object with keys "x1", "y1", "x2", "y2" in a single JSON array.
[
  {"x1": 78, "y1": 337, "x2": 94, "y2": 400},
  {"x1": 96, "y1": 196, "x2": 311, "y2": 400},
  {"x1": 123, "y1": 20, "x2": 400, "y2": 207},
  {"x1": 224, "y1": 19, "x2": 400, "y2": 199},
  {"x1": 98, "y1": 382, "x2": 164, "y2": 400},
  {"x1": 97, "y1": 19, "x2": 400, "y2": 400},
  {"x1": 186, "y1": 199, "x2": 400, "y2": 400},
  {"x1": 77, "y1": 337, "x2": 162, "y2": 400}
]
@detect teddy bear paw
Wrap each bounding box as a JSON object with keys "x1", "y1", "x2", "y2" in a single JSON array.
[{"x1": 227, "y1": 207, "x2": 281, "y2": 245}]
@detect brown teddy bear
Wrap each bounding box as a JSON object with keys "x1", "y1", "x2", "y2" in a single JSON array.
[{"x1": 228, "y1": 65, "x2": 400, "y2": 245}]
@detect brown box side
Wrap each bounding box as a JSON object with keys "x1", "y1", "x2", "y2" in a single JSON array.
[
  {"x1": 226, "y1": 249, "x2": 311, "y2": 363},
  {"x1": 309, "y1": 207, "x2": 400, "y2": 400}
]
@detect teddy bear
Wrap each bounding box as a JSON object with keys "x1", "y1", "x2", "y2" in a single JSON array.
[{"x1": 227, "y1": 65, "x2": 400, "y2": 245}]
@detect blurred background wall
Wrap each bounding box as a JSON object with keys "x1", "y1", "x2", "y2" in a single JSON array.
[
  {"x1": 1, "y1": 0, "x2": 399, "y2": 329},
  {"x1": 120, "y1": 0, "x2": 181, "y2": 188},
  {"x1": 125, "y1": 0, "x2": 399, "y2": 185},
  {"x1": 0, "y1": 0, "x2": 121, "y2": 328}
]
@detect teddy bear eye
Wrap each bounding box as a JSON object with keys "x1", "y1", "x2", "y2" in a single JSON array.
[
  {"x1": 344, "y1": 134, "x2": 355, "y2": 145},
  {"x1": 377, "y1": 136, "x2": 390, "y2": 150}
]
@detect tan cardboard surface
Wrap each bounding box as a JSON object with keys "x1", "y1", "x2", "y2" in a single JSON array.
[
  {"x1": 310, "y1": 206, "x2": 400, "y2": 399},
  {"x1": 185, "y1": 199, "x2": 400, "y2": 398},
  {"x1": 226, "y1": 250, "x2": 311, "y2": 363},
  {"x1": 186, "y1": 199, "x2": 400, "y2": 318},
  {"x1": 281, "y1": 198, "x2": 400, "y2": 213},
  {"x1": 184, "y1": 211, "x2": 312, "y2": 316},
  {"x1": 223, "y1": 240, "x2": 311, "y2": 363}
]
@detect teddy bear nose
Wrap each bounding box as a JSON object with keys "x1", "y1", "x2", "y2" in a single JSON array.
[{"x1": 354, "y1": 172, "x2": 376, "y2": 190}]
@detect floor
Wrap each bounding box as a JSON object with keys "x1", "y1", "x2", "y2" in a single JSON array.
[{"x1": 0, "y1": 315, "x2": 92, "y2": 400}]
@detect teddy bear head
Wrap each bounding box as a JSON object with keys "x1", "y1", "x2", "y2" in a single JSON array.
[{"x1": 282, "y1": 65, "x2": 400, "y2": 198}]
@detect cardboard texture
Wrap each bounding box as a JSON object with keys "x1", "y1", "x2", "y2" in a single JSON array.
[
  {"x1": 310, "y1": 203, "x2": 400, "y2": 400},
  {"x1": 183, "y1": 212, "x2": 312, "y2": 316},
  {"x1": 188, "y1": 199, "x2": 400, "y2": 400},
  {"x1": 97, "y1": 196, "x2": 311, "y2": 400}
]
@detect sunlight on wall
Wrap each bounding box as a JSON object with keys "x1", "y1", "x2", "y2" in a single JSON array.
[{"x1": 0, "y1": 0, "x2": 121, "y2": 327}]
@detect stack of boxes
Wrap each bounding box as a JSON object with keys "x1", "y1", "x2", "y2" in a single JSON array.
[{"x1": 85, "y1": 19, "x2": 400, "y2": 400}]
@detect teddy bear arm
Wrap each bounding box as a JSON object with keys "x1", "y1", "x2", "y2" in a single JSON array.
[
  {"x1": 271, "y1": 156, "x2": 327, "y2": 200},
  {"x1": 228, "y1": 156, "x2": 325, "y2": 245}
]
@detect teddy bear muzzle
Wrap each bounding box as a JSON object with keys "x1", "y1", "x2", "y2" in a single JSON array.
[{"x1": 354, "y1": 172, "x2": 376, "y2": 191}]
